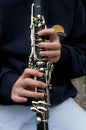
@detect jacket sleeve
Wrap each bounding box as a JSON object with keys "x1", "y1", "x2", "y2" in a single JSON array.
[
  {"x1": 51, "y1": 0, "x2": 86, "y2": 85},
  {"x1": 0, "y1": 3, "x2": 19, "y2": 104}
]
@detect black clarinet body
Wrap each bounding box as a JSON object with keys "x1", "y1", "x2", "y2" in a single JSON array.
[{"x1": 29, "y1": 0, "x2": 54, "y2": 130}]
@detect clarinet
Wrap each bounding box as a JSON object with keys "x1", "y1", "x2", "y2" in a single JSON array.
[{"x1": 29, "y1": 0, "x2": 54, "y2": 130}]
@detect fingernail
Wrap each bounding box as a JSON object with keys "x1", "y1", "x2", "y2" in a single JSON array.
[
  {"x1": 38, "y1": 31, "x2": 42, "y2": 35},
  {"x1": 41, "y1": 93, "x2": 44, "y2": 97},
  {"x1": 39, "y1": 43, "x2": 43, "y2": 47},
  {"x1": 40, "y1": 52, "x2": 44, "y2": 56}
]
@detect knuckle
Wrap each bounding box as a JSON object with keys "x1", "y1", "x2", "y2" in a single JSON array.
[
  {"x1": 59, "y1": 43, "x2": 61, "y2": 48},
  {"x1": 24, "y1": 68, "x2": 29, "y2": 73},
  {"x1": 11, "y1": 95, "x2": 16, "y2": 101},
  {"x1": 51, "y1": 28, "x2": 56, "y2": 33}
]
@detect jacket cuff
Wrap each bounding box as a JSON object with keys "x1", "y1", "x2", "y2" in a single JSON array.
[{"x1": 0, "y1": 72, "x2": 19, "y2": 103}]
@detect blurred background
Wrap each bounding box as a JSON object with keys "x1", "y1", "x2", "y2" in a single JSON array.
[{"x1": 72, "y1": 76, "x2": 86, "y2": 110}]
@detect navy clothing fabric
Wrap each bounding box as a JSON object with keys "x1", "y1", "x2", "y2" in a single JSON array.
[{"x1": 0, "y1": 0, "x2": 86, "y2": 105}]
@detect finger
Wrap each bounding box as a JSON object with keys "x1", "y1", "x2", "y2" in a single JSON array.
[
  {"x1": 23, "y1": 78, "x2": 47, "y2": 89},
  {"x1": 22, "y1": 68, "x2": 43, "y2": 78},
  {"x1": 39, "y1": 41, "x2": 61, "y2": 50},
  {"x1": 40, "y1": 50, "x2": 60, "y2": 58},
  {"x1": 38, "y1": 28, "x2": 58, "y2": 41},
  {"x1": 19, "y1": 89, "x2": 44, "y2": 99}
]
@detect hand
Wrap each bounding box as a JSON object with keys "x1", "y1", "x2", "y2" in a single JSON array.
[
  {"x1": 38, "y1": 28, "x2": 61, "y2": 63},
  {"x1": 11, "y1": 68, "x2": 46, "y2": 103}
]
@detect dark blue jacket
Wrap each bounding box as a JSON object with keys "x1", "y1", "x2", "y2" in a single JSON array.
[{"x1": 0, "y1": 0, "x2": 86, "y2": 105}]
